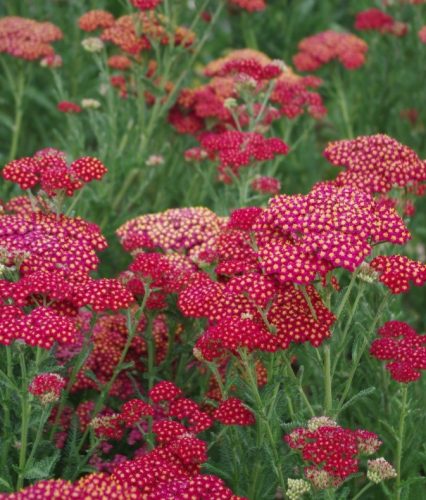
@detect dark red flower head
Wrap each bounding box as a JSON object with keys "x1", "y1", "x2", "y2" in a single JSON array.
[{"x1": 370, "y1": 321, "x2": 426, "y2": 383}]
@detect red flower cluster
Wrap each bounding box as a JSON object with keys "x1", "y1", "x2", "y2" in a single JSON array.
[
  {"x1": 94, "y1": 11, "x2": 195, "y2": 56},
  {"x1": 228, "y1": 0, "x2": 266, "y2": 11},
  {"x1": 355, "y1": 9, "x2": 407, "y2": 36},
  {"x1": 32, "y1": 382, "x2": 242, "y2": 498},
  {"x1": 271, "y1": 73, "x2": 327, "y2": 119},
  {"x1": 120, "y1": 252, "x2": 198, "y2": 309},
  {"x1": 285, "y1": 418, "x2": 382, "y2": 489},
  {"x1": 170, "y1": 49, "x2": 326, "y2": 138},
  {"x1": 57, "y1": 101, "x2": 82, "y2": 113},
  {"x1": 370, "y1": 255, "x2": 426, "y2": 294},
  {"x1": 29, "y1": 373, "x2": 66, "y2": 404},
  {"x1": 251, "y1": 175, "x2": 281, "y2": 195},
  {"x1": 4, "y1": 472, "x2": 140, "y2": 499},
  {"x1": 215, "y1": 58, "x2": 282, "y2": 81},
  {"x1": 3, "y1": 148, "x2": 107, "y2": 195},
  {"x1": 78, "y1": 10, "x2": 115, "y2": 31},
  {"x1": 293, "y1": 31, "x2": 368, "y2": 71},
  {"x1": 419, "y1": 26, "x2": 426, "y2": 44},
  {"x1": 0, "y1": 16, "x2": 62, "y2": 61},
  {"x1": 324, "y1": 134, "x2": 426, "y2": 194},
  {"x1": 0, "y1": 155, "x2": 134, "y2": 349},
  {"x1": 70, "y1": 313, "x2": 169, "y2": 395},
  {"x1": 370, "y1": 321, "x2": 426, "y2": 383},
  {"x1": 0, "y1": 304, "x2": 77, "y2": 348},
  {"x1": 200, "y1": 130, "x2": 288, "y2": 182},
  {"x1": 108, "y1": 54, "x2": 132, "y2": 70},
  {"x1": 213, "y1": 398, "x2": 255, "y2": 426},
  {"x1": 131, "y1": 0, "x2": 162, "y2": 10}
]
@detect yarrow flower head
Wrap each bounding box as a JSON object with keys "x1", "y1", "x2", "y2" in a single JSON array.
[
  {"x1": 293, "y1": 31, "x2": 368, "y2": 71},
  {"x1": 355, "y1": 9, "x2": 407, "y2": 36},
  {"x1": 251, "y1": 175, "x2": 281, "y2": 195},
  {"x1": 40, "y1": 54, "x2": 62, "y2": 68},
  {"x1": 57, "y1": 101, "x2": 82, "y2": 113},
  {"x1": 285, "y1": 419, "x2": 382, "y2": 489},
  {"x1": 145, "y1": 154, "x2": 165, "y2": 167},
  {"x1": 120, "y1": 399, "x2": 154, "y2": 427},
  {"x1": 370, "y1": 321, "x2": 426, "y2": 383},
  {"x1": 324, "y1": 134, "x2": 426, "y2": 194},
  {"x1": 0, "y1": 16, "x2": 62, "y2": 61},
  {"x1": 90, "y1": 414, "x2": 124, "y2": 440},
  {"x1": 213, "y1": 398, "x2": 256, "y2": 426},
  {"x1": 81, "y1": 98, "x2": 101, "y2": 109},
  {"x1": 81, "y1": 36, "x2": 105, "y2": 52},
  {"x1": 367, "y1": 458, "x2": 397, "y2": 483},
  {"x1": 370, "y1": 255, "x2": 426, "y2": 294},
  {"x1": 131, "y1": 0, "x2": 162, "y2": 10},
  {"x1": 419, "y1": 26, "x2": 426, "y2": 43},
  {"x1": 29, "y1": 373, "x2": 66, "y2": 404},
  {"x1": 117, "y1": 206, "x2": 223, "y2": 264},
  {"x1": 253, "y1": 182, "x2": 410, "y2": 284},
  {"x1": 286, "y1": 478, "x2": 311, "y2": 500},
  {"x1": 2, "y1": 149, "x2": 107, "y2": 195},
  {"x1": 227, "y1": 0, "x2": 267, "y2": 12},
  {"x1": 200, "y1": 130, "x2": 288, "y2": 183},
  {"x1": 78, "y1": 11, "x2": 115, "y2": 32}
]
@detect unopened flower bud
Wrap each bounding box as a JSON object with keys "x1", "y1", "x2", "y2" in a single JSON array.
[
  {"x1": 145, "y1": 155, "x2": 164, "y2": 167},
  {"x1": 286, "y1": 478, "x2": 311, "y2": 500},
  {"x1": 81, "y1": 98, "x2": 101, "y2": 110},
  {"x1": 367, "y1": 458, "x2": 397, "y2": 483},
  {"x1": 81, "y1": 37, "x2": 104, "y2": 53},
  {"x1": 224, "y1": 97, "x2": 238, "y2": 109},
  {"x1": 357, "y1": 262, "x2": 379, "y2": 283},
  {"x1": 307, "y1": 416, "x2": 337, "y2": 431}
]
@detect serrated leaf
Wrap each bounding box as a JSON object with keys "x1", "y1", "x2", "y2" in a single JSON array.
[
  {"x1": 339, "y1": 386, "x2": 376, "y2": 412},
  {"x1": 24, "y1": 452, "x2": 60, "y2": 480}
]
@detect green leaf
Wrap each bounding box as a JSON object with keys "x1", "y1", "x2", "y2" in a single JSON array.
[
  {"x1": 339, "y1": 387, "x2": 376, "y2": 413},
  {"x1": 24, "y1": 452, "x2": 60, "y2": 480}
]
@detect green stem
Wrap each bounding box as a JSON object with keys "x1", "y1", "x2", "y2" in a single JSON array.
[
  {"x1": 239, "y1": 349, "x2": 286, "y2": 495},
  {"x1": 335, "y1": 271, "x2": 358, "y2": 321},
  {"x1": 331, "y1": 281, "x2": 365, "y2": 377},
  {"x1": 333, "y1": 69, "x2": 354, "y2": 139},
  {"x1": 395, "y1": 384, "x2": 408, "y2": 500},
  {"x1": 283, "y1": 354, "x2": 315, "y2": 417},
  {"x1": 336, "y1": 292, "x2": 390, "y2": 414},
  {"x1": 146, "y1": 313, "x2": 156, "y2": 390},
  {"x1": 8, "y1": 66, "x2": 26, "y2": 162},
  {"x1": 323, "y1": 344, "x2": 332, "y2": 415},
  {"x1": 24, "y1": 405, "x2": 51, "y2": 472},
  {"x1": 49, "y1": 315, "x2": 97, "y2": 441},
  {"x1": 352, "y1": 482, "x2": 374, "y2": 500},
  {"x1": 16, "y1": 352, "x2": 31, "y2": 490},
  {"x1": 1, "y1": 346, "x2": 13, "y2": 470}
]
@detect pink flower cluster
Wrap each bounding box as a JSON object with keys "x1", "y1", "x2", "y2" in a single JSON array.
[
  {"x1": 293, "y1": 31, "x2": 368, "y2": 71},
  {"x1": 324, "y1": 134, "x2": 426, "y2": 195}
]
